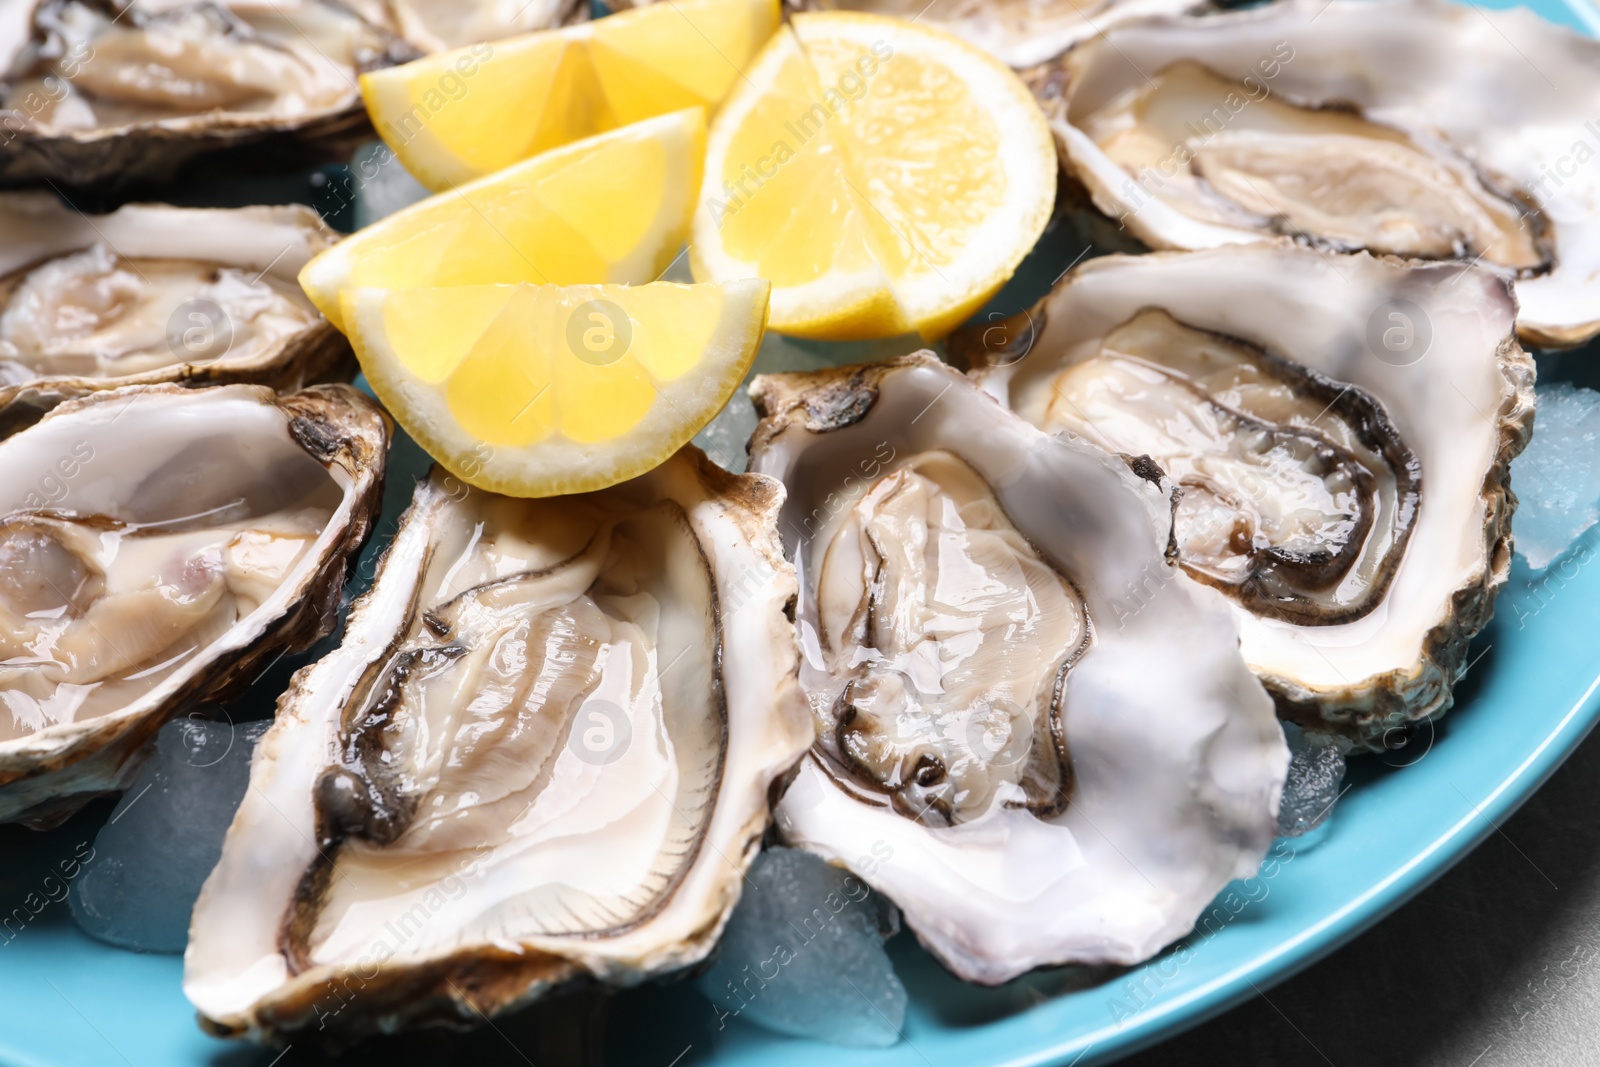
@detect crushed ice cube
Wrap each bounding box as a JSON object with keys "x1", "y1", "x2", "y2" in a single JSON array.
[
  {"x1": 662, "y1": 246, "x2": 933, "y2": 474},
  {"x1": 691, "y1": 391, "x2": 759, "y2": 475},
  {"x1": 1276, "y1": 722, "x2": 1348, "y2": 838},
  {"x1": 698, "y1": 847, "x2": 906, "y2": 1047},
  {"x1": 1512, "y1": 381, "x2": 1600, "y2": 571},
  {"x1": 71, "y1": 716, "x2": 269, "y2": 953},
  {"x1": 351, "y1": 141, "x2": 431, "y2": 229},
  {"x1": 693, "y1": 334, "x2": 838, "y2": 473}
]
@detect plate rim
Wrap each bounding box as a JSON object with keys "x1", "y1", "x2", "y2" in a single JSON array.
[{"x1": 994, "y1": 669, "x2": 1600, "y2": 1067}]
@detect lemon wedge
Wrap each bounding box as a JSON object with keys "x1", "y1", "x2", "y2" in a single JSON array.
[
  {"x1": 362, "y1": 0, "x2": 779, "y2": 191},
  {"x1": 342, "y1": 280, "x2": 771, "y2": 496},
  {"x1": 689, "y1": 12, "x2": 1056, "y2": 341},
  {"x1": 300, "y1": 109, "x2": 704, "y2": 334}
]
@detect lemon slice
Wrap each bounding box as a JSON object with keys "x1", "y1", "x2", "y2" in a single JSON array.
[
  {"x1": 300, "y1": 109, "x2": 704, "y2": 334},
  {"x1": 689, "y1": 12, "x2": 1056, "y2": 341},
  {"x1": 342, "y1": 280, "x2": 771, "y2": 496},
  {"x1": 362, "y1": 0, "x2": 779, "y2": 190}
]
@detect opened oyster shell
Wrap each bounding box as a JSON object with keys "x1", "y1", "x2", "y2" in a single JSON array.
[
  {"x1": 0, "y1": 0, "x2": 414, "y2": 193},
  {"x1": 597, "y1": 0, "x2": 1201, "y2": 68},
  {"x1": 0, "y1": 193, "x2": 351, "y2": 436},
  {"x1": 0, "y1": 382, "x2": 387, "y2": 828},
  {"x1": 1042, "y1": 0, "x2": 1600, "y2": 346},
  {"x1": 781, "y1": 0, "x2": 1204, "y2": 68},
  {"x1": 955, "y1": 245, "x2": 1533, "y2": 748},
  {"x1": 358, "y1": 0, "x2": 587, "y2": 52},
  {"x1": 748, "y1": 354, "x2": 1285, "y2": 984},
  {"x1": 185, "y1": 448, "x2": 810, "y2": 1042}
]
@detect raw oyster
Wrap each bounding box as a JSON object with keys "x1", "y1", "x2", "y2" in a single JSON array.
[
  {"x1": 598, "y1": 0, "x2": 1200, "y2": 68},
  {"x1": 0, "y1": 193, "x2": 350, "y2": 436},
  {"x1": 362, "y1": 0, "x2": 587, "y2": 52},
  {"x1": 786, "y1": 0, "x2": 1205, "y2": 69},
  {"x1": 0, "y1": 0, "x2": 414, "y2": 193},
  {"x1": 955, "y1": 245, "x2": 1533, "y2": 747},
  {"x1": 185, "y1": 448, "x2": 811, "y2": 1042},
  {"x1": 1042, "y1": 0, "x2": 1600, "y2": 346},
  {"x1": 749, "y1": 354, "x2": 1286, "y2": 984},
  {"x1": 0, "y1": 382, "x2": 388, "y2": 828}
]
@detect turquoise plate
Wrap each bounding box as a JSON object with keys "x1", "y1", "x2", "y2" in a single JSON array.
[{"x1": 3, "y1": 2, "x2": 1600, "y2": 1063}]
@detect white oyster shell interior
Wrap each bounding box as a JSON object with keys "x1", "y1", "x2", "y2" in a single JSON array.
[
  {"x1": 0, "y1": 383, "x2": 384, "y2": 825},
  {"x1": 0, "y1": 464, "x2": 336, "y2": 741}
]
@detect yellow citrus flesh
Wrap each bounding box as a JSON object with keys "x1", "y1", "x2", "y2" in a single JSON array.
[
  {"x1": 362, "y1": 0, "x2": 779, "y2": 191},
  {"x1": 689, "y1": 12, "x2": 1056, "y2": 341},
  {"x1": 300, "y1": 110, "x2": 705, "y2": 334},
  {"x1": 341, "y1": 280, "x2": 771, "y2": 497}
]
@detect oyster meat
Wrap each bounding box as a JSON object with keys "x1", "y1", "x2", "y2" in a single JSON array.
[
  {"x1": 0, "y1": 382, "x2": 388, "y2": 827},
  {"x1": 957, "y1": 244, "x2": 1533, "y2": 747},
  {"x1": 0, "y1": 0, "x2": 414, "y2": 192},
  {"x1": 185, "y1": 448, "x2": 810, "y2": 1042},
  {"x1": 806, "y1": 449, "x2": 1085, "y2": 826},
  {"x1": 1044, "y1": 0, "x2": 1600, "y2": 346},
  {"x1": 749, "y1": 354, "x2": 1286, "y2": 984},
  {"x1": 0, "y1": 193, "x2": 350, "y2": 436}
]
